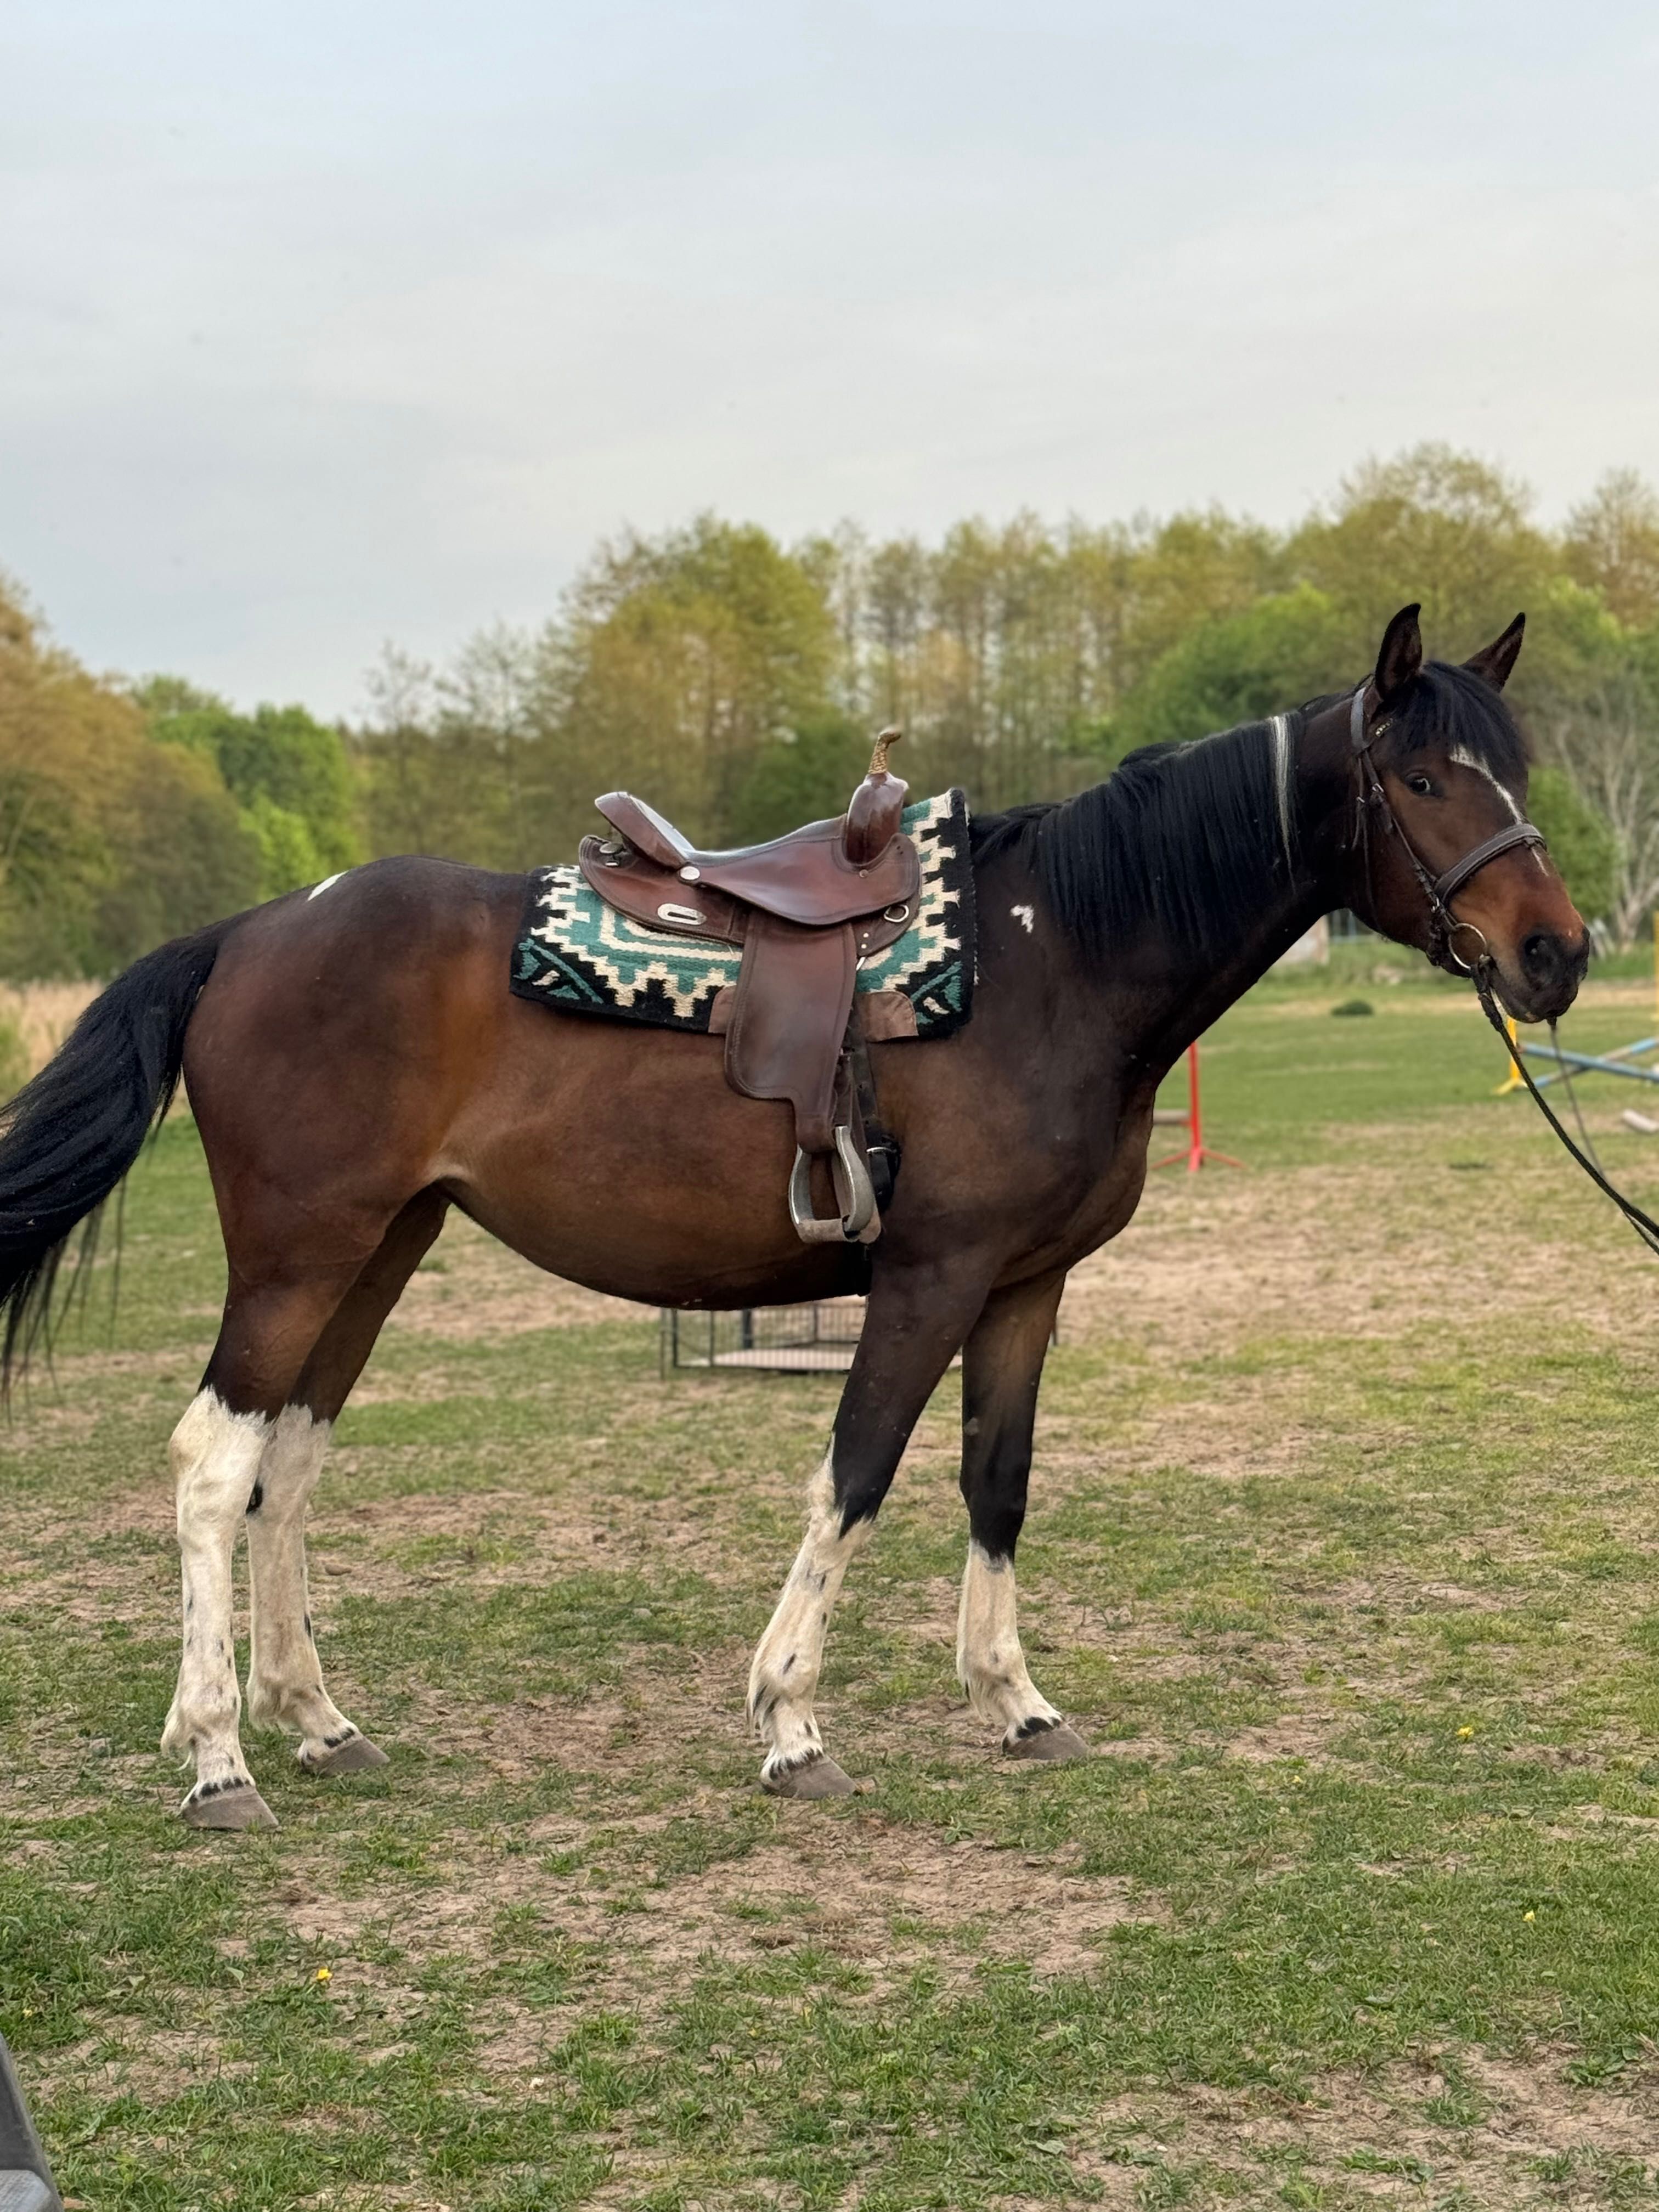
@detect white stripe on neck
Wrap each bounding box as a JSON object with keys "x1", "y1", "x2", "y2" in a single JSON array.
[{"x1": 1268, "y1": 714, "x2": 1295, "y2": 865}]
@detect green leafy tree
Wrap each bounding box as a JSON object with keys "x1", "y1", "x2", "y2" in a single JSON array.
[
  {"x1": 534, "y1": 517, "x2": 842, "y2": 853},
  {"x1": 137, "y1": 680, "x2": 360, "y2": 894},
  {"x1": 1104, "y1": 584, "x2": 1354, "y2": 757},
  {"x1": 1564, "y1": 469, "x2": 1659, "y2": 631},
  {"x1": 727, "y1": 713, "x2": 872, "y2": 845},
  {"x1": 1290, "y1": 444, "x2": 1557, "y2": 663},
  {"x1": 96, "y1": 742, "x2": 264, "y2": 964},
  {"x1": 0, "y1": 588, "x2": 259, "y2": 974},
  {"x1": 1526, "y1": 618, "x2": 1659, "y2": 945},
  {"x1": 1525, "y1": 765, "x2": 1618, "y2": 927}
]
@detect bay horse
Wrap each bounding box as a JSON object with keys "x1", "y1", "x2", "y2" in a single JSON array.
[{"x1": 0, "y1": 607, "x2": 1587, "y2": 1827}]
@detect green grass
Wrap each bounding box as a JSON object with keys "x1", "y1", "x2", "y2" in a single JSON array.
[{"x1": 5, "y1": 970, "x2": 1659, "y2": 2207}]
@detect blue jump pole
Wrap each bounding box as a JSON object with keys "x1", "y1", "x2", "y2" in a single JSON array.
[{"x1": 1518, "y1": 1036, "x2": 1659, "y2": 1090}]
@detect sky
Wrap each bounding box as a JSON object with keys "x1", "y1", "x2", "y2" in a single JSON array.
[{"x1": 5, "y1": 1, "x2": 1658, "y2": 716}]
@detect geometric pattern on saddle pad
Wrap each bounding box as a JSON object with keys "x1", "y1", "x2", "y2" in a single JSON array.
[{"x1": 509, "y1": 788, "x2": 977, "y2": 1040}]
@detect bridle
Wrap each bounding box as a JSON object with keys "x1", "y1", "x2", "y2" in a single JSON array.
[
  {"x1": 1347, "y1": 682, "x2": 1547, "y2": 975},
  {"x1": 1345, "y1": 682, "x2": 1659, "y2": 1257}
]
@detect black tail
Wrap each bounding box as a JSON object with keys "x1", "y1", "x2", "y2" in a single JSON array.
[{"x1": 0, "y1": 921, "x2": 234, "y2": 1393}]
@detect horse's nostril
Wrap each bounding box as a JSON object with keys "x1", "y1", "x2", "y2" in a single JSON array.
[{"x1": 1522, "y1": 931, "x2": 1562, "y2": 981}]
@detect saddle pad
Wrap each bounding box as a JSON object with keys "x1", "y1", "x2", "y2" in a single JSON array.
[{"x1": 510, "y1": 789, "x2": 975, "y2": 1039}]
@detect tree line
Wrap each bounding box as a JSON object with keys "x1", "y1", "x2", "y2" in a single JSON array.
[{"x1": 5, "y1": 442, "x2": 1659, "y2": 978}]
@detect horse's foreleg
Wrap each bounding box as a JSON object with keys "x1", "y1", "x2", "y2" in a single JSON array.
[
  {"x1": 246, "y1": 1192, "x2": 448, "y2": 1775},
  {"x1": 748, "y1": 1264, "x2": 987, "y2": 1798},
  {"x1": 956, "y1": 1271, "x2": 1088, "y2": 1760}
]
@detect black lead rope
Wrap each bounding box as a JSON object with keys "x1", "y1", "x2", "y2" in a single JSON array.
[{"x1": 1474, "y1": 967, "x2": 1659, "y2": 1259}]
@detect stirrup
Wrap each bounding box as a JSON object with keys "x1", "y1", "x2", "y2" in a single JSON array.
[{"x1": 788, "y1": 1127, "x2": 879, "y2": 1245}]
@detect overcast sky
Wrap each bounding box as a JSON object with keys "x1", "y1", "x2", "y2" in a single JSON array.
[{"x1": 5, "y1": 1, "x2": 1657, "y2": 715}]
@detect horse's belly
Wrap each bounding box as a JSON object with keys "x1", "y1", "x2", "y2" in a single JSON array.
[{"x1": 440, "y1": 1005, "x2": 869, "y2": 1308}]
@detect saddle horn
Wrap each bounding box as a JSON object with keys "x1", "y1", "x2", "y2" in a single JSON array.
[{"x1": 845, "y1": 727, "x2": 909, "y2": 867}]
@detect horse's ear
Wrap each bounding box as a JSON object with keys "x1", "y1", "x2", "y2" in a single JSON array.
[
  {"x1": 1374, "y1": 604, "x2": 1423, "y2": 703},
  {"x1": 1465, "y1": 613, "x2": 1525, "y2": 692}
]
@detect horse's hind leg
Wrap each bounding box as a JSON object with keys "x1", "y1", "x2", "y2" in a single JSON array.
[
  {"x1": 162, "y1": 1274, "x2": 363, "y2": 1830},
  {"x1": 245, "y1": 1190, "x2": 449, "y2": 1775},
  {"x1": 748, "y1": 1262, "x2": 989, "y2": 1797},
  {"x1": 956, "y1": 1271, "x2": 1088, "y2": 1761}
]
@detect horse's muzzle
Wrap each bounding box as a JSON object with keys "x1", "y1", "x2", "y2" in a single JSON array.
[{"x1": 1504, "y1": 926, "x2": 1590, "y2": 1023}]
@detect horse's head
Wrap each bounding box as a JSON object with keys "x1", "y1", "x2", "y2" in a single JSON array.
[{"x1": 1322, "y1": 605, "x2": 1588, "y2": 1023}]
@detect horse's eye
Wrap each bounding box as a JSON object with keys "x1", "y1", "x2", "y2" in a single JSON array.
[{"x1": 1404, "y1": 773, "x2": 1434, "y2": 798}]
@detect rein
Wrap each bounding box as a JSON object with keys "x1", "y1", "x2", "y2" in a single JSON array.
[
  {"x1": 1471, "y1": 968, "x2": 1659, "y2": 1259},
  {"x1": 1342, "y1": 682, "x2": 1659, "y2": 1256}
]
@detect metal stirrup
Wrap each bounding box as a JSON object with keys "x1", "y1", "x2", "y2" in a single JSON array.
[{"x1": 788, "y1": 1128, "x2": 878, "y2": 1244}]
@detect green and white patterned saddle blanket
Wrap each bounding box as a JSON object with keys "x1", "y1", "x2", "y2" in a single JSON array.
[{"x1": 510, "y1": 789, "x2": 975, "y2": 1040}]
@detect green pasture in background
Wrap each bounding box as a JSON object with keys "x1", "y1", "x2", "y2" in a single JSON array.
[{"x1": 4, "y1": 972, "x2": 1659, "y2": 2208}]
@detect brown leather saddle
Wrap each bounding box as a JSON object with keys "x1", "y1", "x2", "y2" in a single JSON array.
[{"x1": 579, "y1": 732, "x2": 921, "y2": 1244}]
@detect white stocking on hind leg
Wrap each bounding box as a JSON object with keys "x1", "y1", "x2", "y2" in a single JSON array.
[
  {"x1": 240, "y1": 1194, "x2": 448, "y2": 1791},
  {"x1": 161, "y1": 1389, "x2": 279, "y2": 1827},
  {"x1": 162, "y1": 1270, "x2": 358, "y2": 1828},
  {"x1": 161, "y1": 1212, "x2": 438, "y2": 1831},
  {"x1": 245, "y1": 1406, "x2": 385, "y2": 1774}
]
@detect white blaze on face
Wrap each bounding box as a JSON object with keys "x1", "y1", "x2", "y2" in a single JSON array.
[
  {"x1": 747, "y1": 1447, "x2": 870, "y2": 1781},
  {"x1": 1448, "y1": 746, "x2": 1550, "y2": 874},
  {"x1": 1011, "y1": 904, "x2": 1035, "y2": 935},
  {"x1": 956, "y1": 1541, "x2": 1060, "y2": 1742},
  {"x1": 1448, "y1": 744, "x2": 1523, "y2": 822}
]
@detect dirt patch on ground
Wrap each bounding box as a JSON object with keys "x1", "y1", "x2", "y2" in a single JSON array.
[
  {"x1": 1058, "y1": 1139, "x2": 1658, "y2": 1370},
  {"x1": 272, "y1": 1810, "x2": 1163, "y2": 2014},
  {"x1": 1075, "y1": 2050, "x2": 1659, "y2": 2205}
]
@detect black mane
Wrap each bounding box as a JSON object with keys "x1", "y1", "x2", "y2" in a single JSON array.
[
  {"x1": 970, "y1": 717, "x2": 1289, "y2": 964},
  {"x1": 970, "y1": 659, "x2": 1529, "y2": 963}
]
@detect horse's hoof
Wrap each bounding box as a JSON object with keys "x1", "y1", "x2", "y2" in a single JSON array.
[
  {"x1": 302, "y1": 1734, "x2": 389, "y2": 1775},
  {"x1": 1005, "y1": 1720, "x2": 1090, "y2": 1763},
  {"x1": 181, "y1": 1782, "x2": 279, "y2": 1830},
  {"x1": 762, "y1": 1754, "x2": 860, "y2": 1799}
]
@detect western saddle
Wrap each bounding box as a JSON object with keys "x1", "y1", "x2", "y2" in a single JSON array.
[{"x1": 580, "y1": 731, "x2": 920, "y2": 1244}]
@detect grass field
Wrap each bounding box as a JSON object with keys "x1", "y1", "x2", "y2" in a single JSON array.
[{"x1": 7, "y1": 963, "x2": 1659, "y2": 2209}]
